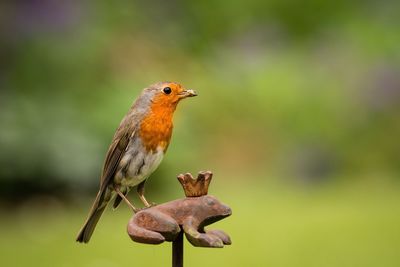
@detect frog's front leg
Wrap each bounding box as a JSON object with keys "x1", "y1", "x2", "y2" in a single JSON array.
[
  {"x1": 182, "y1": 217, "x2": 224, "y2": 248},
  {"x1": 206, "y1": 229, "x2": 231, "y2": 245}
]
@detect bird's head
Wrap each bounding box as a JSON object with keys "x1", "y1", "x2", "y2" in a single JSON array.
[
  {"x1": 136, "y1": 82, "x2": 197, "y2": 152},
  {"x1": 144, "y1": 82, "x2": 197, "y2": 109}
]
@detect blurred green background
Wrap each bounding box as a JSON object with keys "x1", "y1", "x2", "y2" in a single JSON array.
[{"x1": 1, "y1": 1, "x2": 400, "y2": 266}]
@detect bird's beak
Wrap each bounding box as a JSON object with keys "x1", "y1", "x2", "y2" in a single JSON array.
[{"x1": 179, "y1": 89, "x2": 198, "y2": 98}]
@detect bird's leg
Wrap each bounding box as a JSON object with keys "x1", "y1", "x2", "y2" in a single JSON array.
[
  {"x1": 137, "y1": 180, "x2": 152, "y2": 207},
  {"x1": 114, "y1": 186, "x2": 138, "y2": 213}
]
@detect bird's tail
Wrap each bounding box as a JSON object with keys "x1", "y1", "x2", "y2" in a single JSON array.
[{"x1": 76, "y1": 187, "x2": 110, "y2": 243}]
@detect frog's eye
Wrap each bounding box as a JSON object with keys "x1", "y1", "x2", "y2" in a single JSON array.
[{"x1": 206, "y1": 198, "x2": 215, "y2": 206}]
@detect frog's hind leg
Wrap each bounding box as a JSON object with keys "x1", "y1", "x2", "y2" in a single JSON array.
[
  {"x1": 128, "y1": 210, "x2": 180, "y2": 244},
  {"x1": 144, "y1": 210, "x2": 181, "y2": 241},
  {"x1": 127, "y1": 222, "x2": 166, "y2": 244}
]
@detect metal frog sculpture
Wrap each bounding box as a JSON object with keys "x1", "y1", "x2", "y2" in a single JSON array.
[{"x1": 127, "y1": 171, "x2": 232, "y2": 248}]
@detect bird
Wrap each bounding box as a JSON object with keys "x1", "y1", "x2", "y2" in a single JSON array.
[{"x1": 76, "y1": 82, "x2": 197, "y2": 243}]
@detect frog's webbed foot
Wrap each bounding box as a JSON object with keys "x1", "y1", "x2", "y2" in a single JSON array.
[
  {"x1": 206, "y1": 229, "x2": 231, "y2": 245},
  {"x1": 186, "y1": 229, "x2": 224, "y2": 248},
  {"x1": 183, "y1": 217, "x2": 224, "y2": 248}
]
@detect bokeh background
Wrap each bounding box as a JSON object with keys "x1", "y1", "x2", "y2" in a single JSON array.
[{"x1": 1, "y1": 1, "x2": 400, "y2": 266}]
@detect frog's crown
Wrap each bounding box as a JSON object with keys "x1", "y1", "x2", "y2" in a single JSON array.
[{"x1": 177, "y1": 171, "x2": 212, "y2": 197}]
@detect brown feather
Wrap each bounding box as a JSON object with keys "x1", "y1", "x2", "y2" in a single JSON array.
[
  {"x1": 100, "y1": 116, "x2": 136, "y2": 188},
  {"x1": 76, "y1": 187, "x2": 110, "y2": 243},
  {"x1": 76, "y1": 117, "x2": 136, "y2": 243}
]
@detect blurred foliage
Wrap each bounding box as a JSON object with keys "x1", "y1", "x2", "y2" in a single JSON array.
[{"x1": 1, "y1": 1, "x2": 400, "y2": 198}]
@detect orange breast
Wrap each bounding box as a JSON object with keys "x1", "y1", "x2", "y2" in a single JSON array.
[{"x1": 139, "y1": 100, "x2": 175, "y2": 153}]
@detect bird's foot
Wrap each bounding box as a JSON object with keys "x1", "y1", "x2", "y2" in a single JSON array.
[
  {"x1": 135, "y1": 203, "x2": 156, "y2": 212},
  {"x1": 139, "y1": 195, "x2": 156, "y2": 208},
  {"x1": 146, "y1": 202, "x2": 157, "y2": 207},
  {"x1": 141, "y1": 202, "x2": 157, "y2": 210}
]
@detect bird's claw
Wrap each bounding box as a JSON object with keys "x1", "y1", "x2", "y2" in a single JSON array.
[
  {"x1": 144, "y1": 202, "x2": 157, "y2": 208},
  {"x1": 136, "y1": 202, "x2": 157, "y2": 212},
  {"x1": 148, "y1": 202, "x2": 157, "y2": 207}
]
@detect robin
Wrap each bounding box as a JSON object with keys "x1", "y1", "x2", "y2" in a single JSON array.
[{"x1": 76, "y1": 82, "x2": 197, "y2": 243}]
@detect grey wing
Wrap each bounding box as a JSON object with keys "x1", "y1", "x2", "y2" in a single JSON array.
[{"x1": 99, "y1": 117, "x2": 136, "y2": 191}]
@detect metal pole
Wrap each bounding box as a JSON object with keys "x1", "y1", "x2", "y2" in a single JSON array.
[{"x1": 172, "y1": 231, "x2": 183, "y2": 267}]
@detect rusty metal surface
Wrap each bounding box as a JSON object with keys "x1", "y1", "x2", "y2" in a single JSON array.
[
  {"x1": 177, "y1": 171, "x2": 212, "y2": 197},
  {"x1": 127, "y1": 171, "x2": 232, "y2": 248}
]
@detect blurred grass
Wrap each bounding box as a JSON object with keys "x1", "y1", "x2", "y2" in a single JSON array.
[{"x1": 1, "y1": 177, "x2": 399, "y2": 267}]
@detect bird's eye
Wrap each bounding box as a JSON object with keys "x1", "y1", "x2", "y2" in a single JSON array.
[{"x1": 163, "y1": 87, "x2": 172, "y2": 95}]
